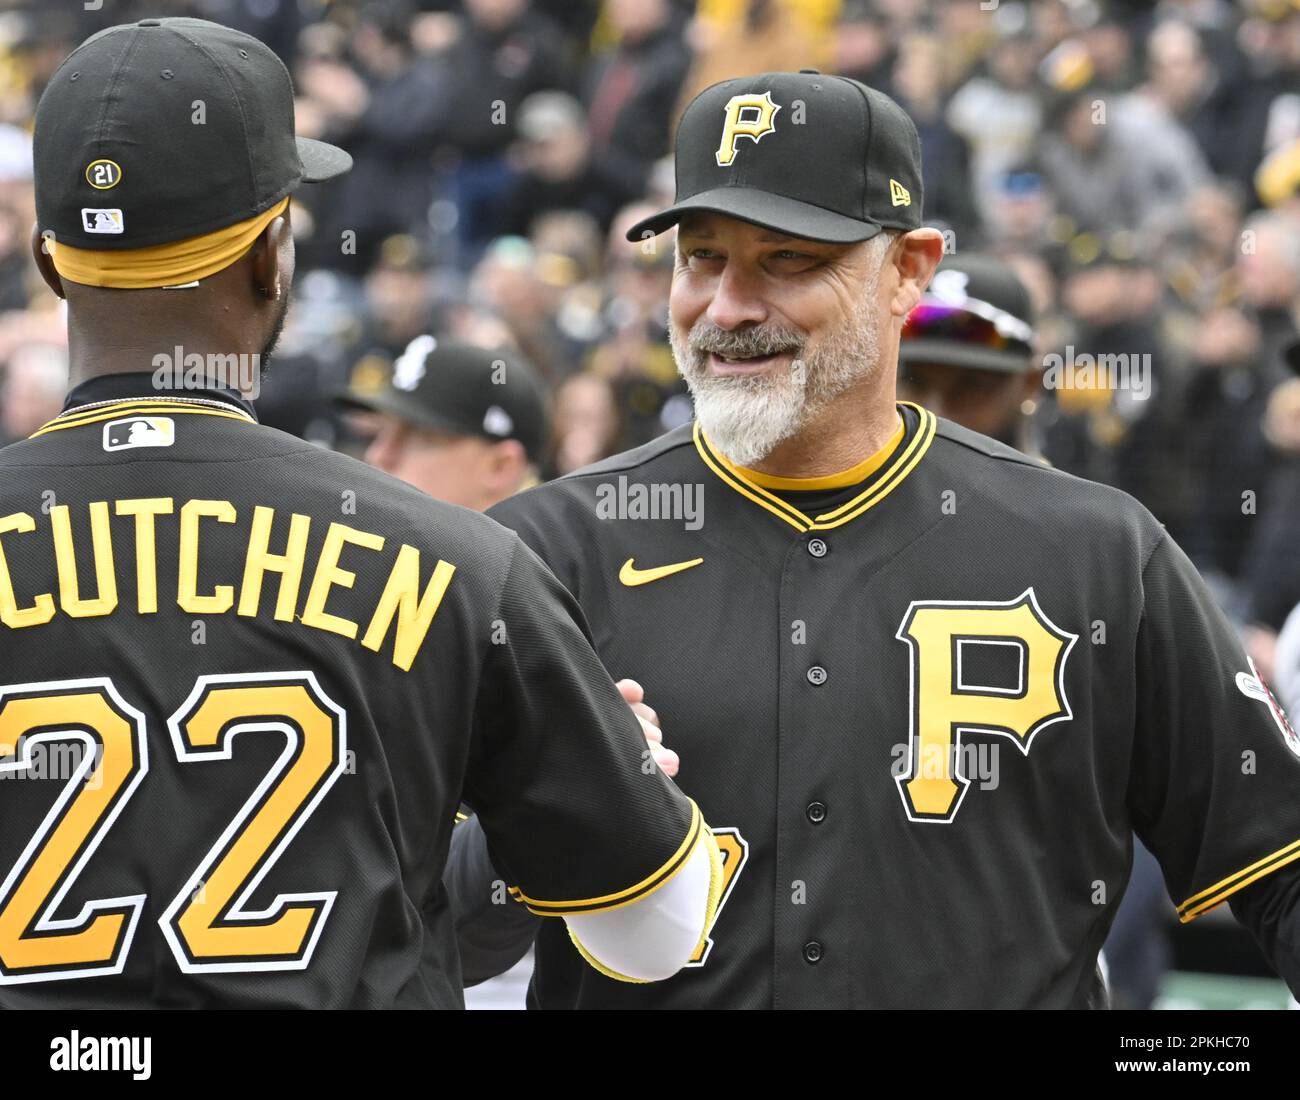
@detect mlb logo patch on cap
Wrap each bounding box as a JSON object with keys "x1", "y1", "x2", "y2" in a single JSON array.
[
  {"x1": 82, "y1": 208, "x2": 124, "y2": 234},
  {"x1": 103, "y1": 416, "x2": 175, "y2": 452}
]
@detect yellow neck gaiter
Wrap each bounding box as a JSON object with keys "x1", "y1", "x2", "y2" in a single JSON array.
[{"x1": 47, "y1": 197, "x2": 290, "y2": 290}]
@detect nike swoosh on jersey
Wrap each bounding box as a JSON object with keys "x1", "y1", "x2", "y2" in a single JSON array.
[{"x1": 618, "y1": 557, "x2": 704, "y2": 587}]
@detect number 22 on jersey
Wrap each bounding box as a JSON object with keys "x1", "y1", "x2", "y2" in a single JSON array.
[{"x1": 0, "y1": 672, "x2": 347, "y2": 983}]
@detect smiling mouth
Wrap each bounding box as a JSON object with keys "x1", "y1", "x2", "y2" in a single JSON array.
[{"x1": 706, "y1": 350, "x2": 794, "y2": 375}]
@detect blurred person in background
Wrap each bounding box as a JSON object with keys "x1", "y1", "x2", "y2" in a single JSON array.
[
  {"x1": 1079, "y1": 14, "x2": 1140, "y2": 90},
  {"x1": 500, "y1": 92, "x2": 630, "y2": 237},
  {"x1": 0, "y1": 339, "x2": 64, "y2": 445},
  {"x1": 1141, "y1": 17, "x2": 1262, "y2": 190},
  {"x1": 1036, "y1": 86, "x2": 1151, "y2": 236},
  {"x1": 294, "y1": 1, "x2": 447, "y2": 270},
  {"x1": 1178, "y1": 205, "x2": 1300, "y2": 652},
  {"x1": 340, "y1": 337, "x2": 548, "y2": 511},
  {"x1": 1238, "y1": 210, "x2": 1300, "y2": 369},
  {"x1": 675, "y1": 0, "x2": 823, "y2": 117},
  {"x1": 429, "y1": 0, "x2": 572, "y2": 257},
  {"x1": 1240, "y1": 340, "x2": 1300, "y2": 684},
  {"x1": 947, "y1": 24, "x2": 1044, "y2": 225},
  {"x1": 891, "y1": 33, "x2": 980, "y2": 244},
  {"x1": 349, "y1": 234, "x2": 440, "y2": 372},
  {"x1": 829, "y1": 0, "x2": 895, "y2": 90},
  {"x1": 1165, "y1": 181, "x2": 1247, "y2": 308},
  {"x1": 586, "y1": 201, "x2": 690, "y2": 449},
  {"x1": 1180, "y1": 304, "x2": 1272, "y2": 601},
  {"x1": 1043, "y1": 238, "x2": 1183, "y2": 528},
  {"x1": 897, "y1": 252, "x2": 1044, "y2": 456},
  {"x1": 550, "y1": 370, "x2": 621, "y2": 477},
  {"x1": 985, "y1": 164, "x2": 1062, "y2": 256},
  {"x1": 1272, "y1": 340, "x2": 1300, "y2": 719},
  {"x1": 583, "y1": 0, "x2": 691, "y2": 204},
  {"x1": 1110, "y1": 25, "x2": 1216, "y2": 233},
  {"x1": 468, "y1": 235, "x2": 574, "y2": 383}
]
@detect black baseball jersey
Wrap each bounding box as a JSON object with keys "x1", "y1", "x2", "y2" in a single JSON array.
[
  {"x1": 487, "y1": 402, "x2": 1300, "y2": 1008},
  {"x1": 0, "y1": 375, "x2": 697, "y2": 1008}
]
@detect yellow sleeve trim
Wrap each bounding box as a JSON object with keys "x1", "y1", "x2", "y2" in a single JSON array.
[
  {"x1": 567, "y1": 825, "x2": 725, "y2": 984},
  {"x1": 1176, "y1": 836, "x2": 1300, "y2": 922},
  {"x1": 513, "y1": 799, "x2": 702, "y2": 916}
]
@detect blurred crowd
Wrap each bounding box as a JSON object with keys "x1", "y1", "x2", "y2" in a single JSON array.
[{"x1": 0, "y1": 0, "x2": 1299, "y2": 669}]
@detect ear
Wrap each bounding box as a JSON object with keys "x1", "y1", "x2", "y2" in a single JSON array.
[
  {"x1": 30, "y1": 222, "x2": 65, "y2": 300},
  {"x1": 249, "y1": 215, "x2": 288, "y2": 302},
  {"x1": 487, "y1": 438, "x2": 528, "y2": 489},
  {"x1": 888, "y1": 228, "x2": 946, "y2": 319}
]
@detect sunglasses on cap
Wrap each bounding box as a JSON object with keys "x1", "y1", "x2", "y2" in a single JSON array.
[{"x1": 902, "y1": 296, "x2": 1034, "y2": 355}]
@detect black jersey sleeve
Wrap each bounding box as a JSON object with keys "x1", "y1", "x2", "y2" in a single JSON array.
[
  {"x1": 445, "y1": 814, "x2": 537, "y2": 986},
  {"x1": 1130, "y1": 532, "x2": 1300, "y2": 923},
  {"x1": 1229, "y1": 861, "x2": 1300, "y2": 997},
  {"x1": 461, "y1": 535, "x2": 701, "y2": 916}
]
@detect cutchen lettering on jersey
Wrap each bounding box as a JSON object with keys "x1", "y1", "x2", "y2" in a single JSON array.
[{"x1": 0, "y1": 499, "x2": 455, "y2": 672}]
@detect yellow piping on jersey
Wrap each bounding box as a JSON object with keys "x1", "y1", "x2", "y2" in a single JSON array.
[
  {"x1": 38, "y1": 397, "x2": 243, "y2": 430},
  {"x1": 1176, "y1": 836, "x2": 1300, "y2": 922},
  {"x1": 511, "y1": 799, "x2": 704, "y2": 916},
  {"x1": 30, "y1": 400, "x2": 255, "y2": 438},
  {"x1": 735, "y1": 416, "x2": 905, "y2": 491},
  {"x1": 693, "y1": 403, "x2": 936, "y2": 532}
]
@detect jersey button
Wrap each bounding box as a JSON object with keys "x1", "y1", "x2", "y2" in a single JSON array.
[
  {"x1": 807, "y1": 665, "x2": 827, "y2": 686},
  {"x1": 803, "y1": 941, "x2": 823, "y2": 964},
  {"x1": 807, "y1": 537, "x2": 828, "y2": 558},
  {"x1": 806, "y1": 801, "x2": 827, "y2": 824}
]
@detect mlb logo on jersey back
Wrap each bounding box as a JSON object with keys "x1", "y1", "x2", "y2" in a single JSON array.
[
  {"x1": 81, "y1": 208, "x2": 124, "y2": 234},
  {"x1": 103, "y1": 417, "x2": 174, "y2": 452}
]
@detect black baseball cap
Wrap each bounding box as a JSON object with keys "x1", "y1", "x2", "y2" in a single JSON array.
[
  {"x1": 337, "y1": 339, "x2": 549, "y2": 463},
  {"x1": 34, "y1": 17, "x2": 351, "y2": 252},
  {"x1": 627, "y1": 69, "x2": 924, "y2": 244},
  {"x1": 900, "y1": 253, "x2": 1037, "y2": 374}
]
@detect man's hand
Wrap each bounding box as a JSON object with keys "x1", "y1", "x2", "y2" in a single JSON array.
[{"x1": 616, "y1": 678, "x2": 679, "y2": 777}]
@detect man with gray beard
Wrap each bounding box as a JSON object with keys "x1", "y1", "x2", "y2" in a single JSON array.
[{"x1": 449, "y1": 71, "x2": 1300, "y2": 1008}]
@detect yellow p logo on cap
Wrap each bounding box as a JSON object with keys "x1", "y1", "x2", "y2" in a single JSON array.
[{"x1": 716, "y1": 92, "x2": 781, "y2": 167}]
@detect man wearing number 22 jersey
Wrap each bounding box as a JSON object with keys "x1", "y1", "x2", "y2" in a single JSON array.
[{"x1": 0, "y1": 17, "x2": 719, "y2": 1009}]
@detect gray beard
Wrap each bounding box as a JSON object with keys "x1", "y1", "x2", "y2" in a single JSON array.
[{"x1": 669, "y1": 281, "x2": 882, "y2": 468}]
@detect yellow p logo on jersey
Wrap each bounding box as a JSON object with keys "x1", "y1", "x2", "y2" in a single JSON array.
[
  {"x1": 715, "y1": 92, "x2": 781, "y2": 167},
  {"x1": 894, "y1": 589, "x2": 1077, "y2": 823}
]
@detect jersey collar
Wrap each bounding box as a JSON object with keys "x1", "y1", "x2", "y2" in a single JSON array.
[
  {"x1": 693, "y1": 402, "x2": 937, "y2": 532},
  {"x1": 31, "y1": 371, "x2": 258, "y2": 438}
]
